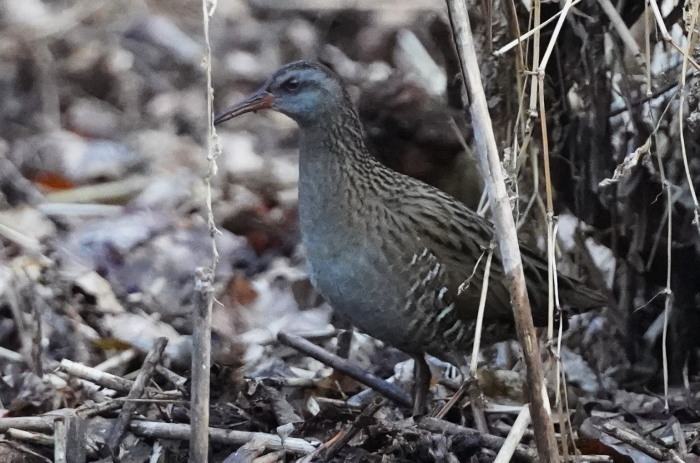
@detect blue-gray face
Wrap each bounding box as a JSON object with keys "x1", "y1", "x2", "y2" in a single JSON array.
[
  {"x1": 265, "y1": 67, "x2": 342, "y2": 125},
  {"x1": 213, "y1": 61, "x2": 345, "y2": 128}
]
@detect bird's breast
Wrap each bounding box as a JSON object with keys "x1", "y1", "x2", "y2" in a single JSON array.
[{"x1": 297, "y1": 176, "x2": 411, "y2": 338}]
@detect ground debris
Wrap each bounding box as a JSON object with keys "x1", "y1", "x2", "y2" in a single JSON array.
[{"x1": 1, "y1": 0, "x2": 699, "y2": 462}]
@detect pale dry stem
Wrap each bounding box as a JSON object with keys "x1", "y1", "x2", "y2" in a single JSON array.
[
  {"x1": 469, "y1": 245, "x2": 495, "y2": 374},
  {"x1": 190, "y1": 1, "x2": 219, "y2": 461},
  {"x1": 677, "y1": 2, "x2": 700, "y2": 235}
]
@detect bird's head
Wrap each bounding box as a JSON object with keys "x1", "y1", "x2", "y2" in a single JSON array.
[{"x1": 214, "y1": 61, "x2": 346, "y2": 127}]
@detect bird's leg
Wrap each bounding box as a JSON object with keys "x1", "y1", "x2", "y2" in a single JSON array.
[
  {"x1": 335, "y1": 323, "x2": 353, "y2": 359},
  {"x1": 411, "y1": 354, "x2": 431, "y2": 416}
]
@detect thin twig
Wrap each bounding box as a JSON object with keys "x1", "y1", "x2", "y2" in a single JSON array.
[
  {"x1": 663, "y1": 183, "x2": 672, "y2": 412},
  {"x1": 470, "y1": 244, "x2": 495, "y2": 373},
  {"x1": 131, "y1": 420, "x2": 316, "y2": 455},
  {"x1": 277, "y1": 332, "x2": 412, "y2": 407},
  {"x1": 493, "y1": 0, "x2": 582, "y2": 57},
  {"x1": 58, "y1": 359, "x2": 134, "y2": 392},
  {"x1": 494, "y1": 406, "x2": 531, "y2": 463},
  {"x1": 533, "y1": 7, "x2": 560, "y2": 345},
  {"x1": 325, "y1": 398, "x2": 384, "y2": 459},
  {"x1": 433, "y1": 378, "x2": 471, "y2": 420},
  {"x1": 191, "y1": 0, "x2": 220, "y2": 460},
  {"x1": 599, "y1": 422, "x2": 667, "y2": 460},
  {"x1": 596, "y1": 0, "x2": 646, "y2": 70},
  {"x1": 528, "y1": 0, "x2": 542, "y2": 116},
  {"x1": 652, "y1": 121, "x2": 673, "y2": 410},
  {"x1": 7, "y1": 275, "x2": 38, "y2": 374},
  {"x1": 647, "y1": 0, "x2": 700, "y2": 71},
  {"x1": 248, "y1": 0, "x2": 439, "y2": 11},
  {"x1": 608, "y1": 79, "x2": 681, "y2": 117},
  {"x1": 29, "y1": 291, "x2": 43, "y2": 377},
  {"x1": 93, "y1": 348, "x2": 139, "y2": 373},
  {"x1": 418, "y1": 417, "x2": 538, "y2": 462},
  {"x1": 5, "y1": 429, "x2": 53, "y2": 447},
  {"x1": 106, "y1": 338, "x2": 168, "y2": 453},
  {"x1": 469, "y1": 384, "x2": 489, "y2": 434},
  {"x1": 57, "y1": 359, "x2": 181, "y2": 400},
  {"x1": 677, "y1": 4, "x2": 700, "y2": 234},
  {"x1": 645, "y1": 2, "x2": 651, "y2": 96},
  {"x1": 559, "y1": 353, "x2": 578, "y2": 456},
  {"x1": 0, "y1": 438, "x2": 53, "y2": 463}
]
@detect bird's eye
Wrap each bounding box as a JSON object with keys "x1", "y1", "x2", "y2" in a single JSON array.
[{"x1": 282, "y1": 78, "x2": 300, "y2": 92}]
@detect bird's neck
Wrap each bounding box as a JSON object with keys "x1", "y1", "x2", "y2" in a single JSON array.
[
  {"x1": 297, "y1": 106, "x2": 379, "y2": 238},
  {"x1": 298, "y1": 107, "x2": 376, "y2": 192}
]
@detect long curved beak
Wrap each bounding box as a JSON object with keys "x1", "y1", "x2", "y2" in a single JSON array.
[{"x1": 214, "y1": 90, "x2": 274, "y2": 125}]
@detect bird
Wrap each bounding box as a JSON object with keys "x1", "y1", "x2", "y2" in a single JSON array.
[{"x1": 215, "y1": 60, "x2": 603, "y2": 414}]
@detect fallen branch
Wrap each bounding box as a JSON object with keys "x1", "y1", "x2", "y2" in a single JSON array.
[
  {"x1": 57, "y1": 359, "x2": 181, "y2": 399},
  {"x1": 599, "y1": 421, "x2": 667, "y2": 461},
  {"x1": 130, "y1": 420, "x2": 316, "y2": 455},
  {"x1": 106, "y1": 337, "x2": 168, "y2": 453},
  {"x1": 417, "y1": 416, "x2": 537, "y2": 462},
  {"x1": 277, "y1": 332, "x2": 412, "y2": 408},
  {"x1": 325, "y1": 398, "x2": 384, "y2": 459}
]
